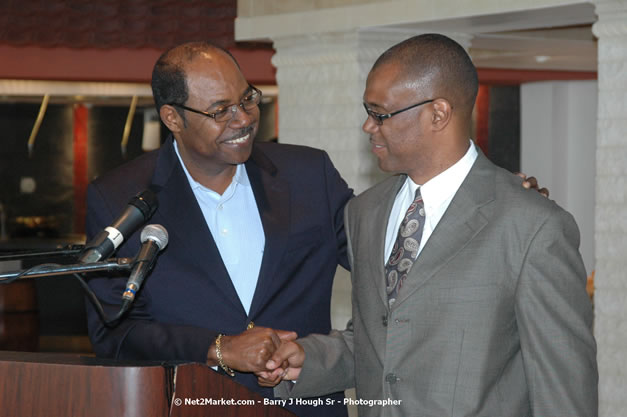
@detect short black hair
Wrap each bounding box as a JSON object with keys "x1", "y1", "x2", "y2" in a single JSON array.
[
  {"x1": 151, "y1": 41, "x2": 239, "y2": 122},
  {"x1": 372, "y1": 33, "x2": 479, "y2": 116}
]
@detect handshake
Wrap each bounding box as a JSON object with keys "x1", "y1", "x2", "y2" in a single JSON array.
[{"x1": 208, "y1": 326, "x2": 305, "y2": 387}]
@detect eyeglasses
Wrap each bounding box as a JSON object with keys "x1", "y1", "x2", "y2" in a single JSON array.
[
  {"x1": 168, "y1": 85, "x2": 262, "y2": 123},
  {"x1": 363, "y1": 98, "x2": 434, "y2": 125}
]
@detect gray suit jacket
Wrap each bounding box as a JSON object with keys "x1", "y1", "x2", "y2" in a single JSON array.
[{"x1": 284, "y1": 150, "x2": 598, "y2": 417}]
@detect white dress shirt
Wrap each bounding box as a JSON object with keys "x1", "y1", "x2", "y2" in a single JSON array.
[
  {"x1": 384, "y1": 141, "x2": 478, "y2": 263},
  {"x1": 175, "y1": 141, "x2": 265, "y2": 314}
]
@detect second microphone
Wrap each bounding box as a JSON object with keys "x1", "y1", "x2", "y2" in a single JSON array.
[{"x1": 122, "y1": 224, "x2": 169, "y2": 303}]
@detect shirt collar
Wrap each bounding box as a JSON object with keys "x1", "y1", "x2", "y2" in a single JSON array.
[
  {"x1": 173, "y1": 139, "x2": 250, "y2": 191},
  {"x1": 407, "y1": 140, "x2": 478, "y2": 211}
]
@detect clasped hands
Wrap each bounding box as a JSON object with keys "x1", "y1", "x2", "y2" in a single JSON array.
[{"x1": 208, "y1": 326, "x2": 304, "y2": 387}]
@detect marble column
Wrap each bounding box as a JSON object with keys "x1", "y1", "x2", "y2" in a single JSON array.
[
  {"x1": 272, "y1": 30, "x2": 403, "y2": 194},
  {"x1": 591, "y1": 1, "x2": 627, "y2": 415}
]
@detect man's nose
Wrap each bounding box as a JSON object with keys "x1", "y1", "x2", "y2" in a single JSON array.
[
  {"x1": 228, "y1": 104, "x2": 256, "y2": 128},
  {"x1": 362, "y1": 114, "x2": 379, "y2": 134}
]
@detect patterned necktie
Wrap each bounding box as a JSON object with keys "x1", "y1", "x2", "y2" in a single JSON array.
[{"x1": 385, "y1": 187, "x2": 425, "y2": 307}]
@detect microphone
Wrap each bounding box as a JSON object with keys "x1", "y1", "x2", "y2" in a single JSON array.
[
  {"x1": 122, "y1": 224, "x2": 168, "y2": 302},
  {"x1": 79, "y1": 189, "x2": 158, "y2": 263}
]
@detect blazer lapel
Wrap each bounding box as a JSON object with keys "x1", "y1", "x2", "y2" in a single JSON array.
[
  {"x1": 151, "y1": 137, "x2": 247, "y2": 316},
  {"x1": 391, "y1": 152, "x2": 496, "y2": 310},
  {"x1": 366, "y1": 175, "x2": 406, "y2": 309},
  {"x1": 245, "y1": 146, "x2": 290, "y2": 319}
]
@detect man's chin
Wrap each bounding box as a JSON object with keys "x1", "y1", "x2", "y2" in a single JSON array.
[
  {"x1": 232, "y1": 145, "x2": 254, "y2": 164},
  {"x1": 377, "y1": 159, "x2": 396, "y2": 174}
]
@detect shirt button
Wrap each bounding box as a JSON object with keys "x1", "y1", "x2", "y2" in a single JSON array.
[
  {"x1": 385, "y1": 373, "x2": 399, "y2": 384},
  {"x1": 221, "y1": 228, "x2": 228, "y2": 235},
  {"x1": 218, "y1": 205, "x2": 223, "y2": 210},
  {"x1": 419, "y1": 208, "x2": 425, "y2": 216}
]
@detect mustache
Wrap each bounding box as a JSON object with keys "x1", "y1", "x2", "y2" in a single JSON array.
[{"x1": 223, "y1": 125, "x2": 255, "y2": 142}]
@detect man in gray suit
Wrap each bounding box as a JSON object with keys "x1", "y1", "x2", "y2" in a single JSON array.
[{"x1": 260, "y1": 33, "x2": 598, "y2": 417}]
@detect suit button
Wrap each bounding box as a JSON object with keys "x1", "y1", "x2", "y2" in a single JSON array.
[
  {"x1": 382, "y1": 316, "x2": 388, "y2": 326},
  {"x1": 385, "y1": 373, "x2": 399, "y2": 384}
]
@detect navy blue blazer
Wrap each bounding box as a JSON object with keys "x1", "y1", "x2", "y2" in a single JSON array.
[{"x1": 85, "y1": 136, "x2": 353, "y2": 416}]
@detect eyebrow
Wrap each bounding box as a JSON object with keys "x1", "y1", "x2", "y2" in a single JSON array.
[
  {"x1": 363, "y1": 101, "x2": 387, "y2": 112},
  {"x1": 205, "y1": 85, "x2": 254, "y2": 110}
]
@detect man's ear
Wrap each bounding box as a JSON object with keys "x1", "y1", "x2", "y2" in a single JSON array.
[
  {"x1": 431, "y1": 98, "x2": 452, "y2": 131},
  {"x1": 160, "y1": 105, "x2": 184, "y2": 133}
]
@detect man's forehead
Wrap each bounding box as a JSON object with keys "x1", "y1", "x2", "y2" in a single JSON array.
[
  {"x1": 184, "y1": 55, "x2": 244, "y2": 83},
  {"x1": 365, "y1": 64, "x2": 405, "y2": 93},
  {"x1": 183, "y1": 50, "x2": 234, "y2": 70},
  {"x1": 184, "y1": 65, "x2": 249, "y2": 104},
  {"x1": 368, "y1": 62, "x2": 431, "y2": 89}
]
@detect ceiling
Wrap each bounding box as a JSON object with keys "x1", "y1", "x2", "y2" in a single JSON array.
[
  {"x1": 378, "y1": 3, "x2": 598, "y2": 72},
  {"x1": 470, "y1": 26, "x2": 596, "y2": 72}
]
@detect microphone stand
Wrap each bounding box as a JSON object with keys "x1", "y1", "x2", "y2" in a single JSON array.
[
  {"x1": 0, "y1": 244, "x2": 85, "y2": 262},
  {"x1": 0, "y1": 257, "x2": 133, "y2": 281},
  {"x1": 0, "y1": 257, "x2": 135, "y2": 327}
]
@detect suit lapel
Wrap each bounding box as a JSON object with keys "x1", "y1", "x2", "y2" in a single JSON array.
[
  {"x1": 391, "y1": 152, "x2": 496, "y2": 310},
  {"x1": 151, "y1": 138, "x2": 247, "y2": 316},
  {"x1": 366, "y1": 176, "x2": 406, "y2": 309},
  {"x1": 245, "y1": 146, "x2": 290, "y2": 319}
]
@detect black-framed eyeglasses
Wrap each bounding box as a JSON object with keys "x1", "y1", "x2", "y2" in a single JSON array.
[
  {"x1": 363, "y1": 98, "x2": 434, "y2": 125},
  {"x1": 168, "y1": 85, "x2": 262, "y2": 123}
]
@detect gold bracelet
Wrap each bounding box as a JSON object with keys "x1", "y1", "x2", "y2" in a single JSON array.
[{"x1": 215, "y1": 334, "x2": 235, "y2": 377}]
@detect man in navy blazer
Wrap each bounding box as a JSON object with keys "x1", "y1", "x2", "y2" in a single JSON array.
[{"x1": 85, "y1": 41, "x2": 352, "y2": 417}]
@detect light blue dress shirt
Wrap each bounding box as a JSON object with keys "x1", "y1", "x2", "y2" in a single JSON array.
[{"x1": 174, "y1": 142, "x2": 265, "y2": 314}]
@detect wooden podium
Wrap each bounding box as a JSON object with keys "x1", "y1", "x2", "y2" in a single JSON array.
[{"x1": 0, "y1": 351, "x2": 295, "y2": 417}]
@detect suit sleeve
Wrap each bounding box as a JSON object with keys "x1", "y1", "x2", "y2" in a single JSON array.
[
  {"x1": 321, "y1": 151, "x2": 354, "y2": 272},
  {"x1": 515, "y1": 207, "x2": 598, "y2": 416},
  {"x1": 275, "y1": 199, "x2": 357, "y2": 399},
  {"x1": 84, "y1": 183, "x2": 216, "y2": 364}
]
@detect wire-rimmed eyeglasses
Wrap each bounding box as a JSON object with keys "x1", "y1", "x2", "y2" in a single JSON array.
[{"x1": 168, "y1": 85, "x2": 262, "y2": 123}]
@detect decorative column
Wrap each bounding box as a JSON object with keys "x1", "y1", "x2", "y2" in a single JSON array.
[
  {"x1": 272, "y1": 30, "x2": 399, "y2": 194},
  {"x1": 591, "y1": 1, "x2": 627, "y2": 416}
]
